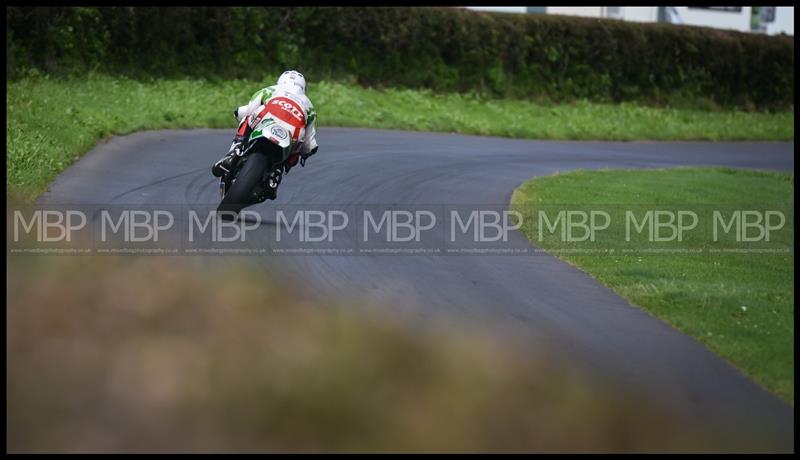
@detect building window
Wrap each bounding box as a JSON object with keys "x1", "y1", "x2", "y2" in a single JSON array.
[
  {"x1": 688, "y1": 7, "x2": 743, "y2": 13},
  {"x1": 606, "y1": 7, "x2": 623, "y2": 19},
  {"x1": 758, "y1": 7, "x2": 776, "y2": 22}
]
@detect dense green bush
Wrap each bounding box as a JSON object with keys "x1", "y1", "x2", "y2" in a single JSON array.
[{"x1": 6, "y1": 6, "x2": 794, "y2": 110}]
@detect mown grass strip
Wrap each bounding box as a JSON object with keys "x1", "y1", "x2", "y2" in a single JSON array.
[
  {"x1": 510, "y1": 167, "x2": 794, "y2": 403},
  {"x1": 7, "y1": 74, "x2": 794, "y2": 202}
]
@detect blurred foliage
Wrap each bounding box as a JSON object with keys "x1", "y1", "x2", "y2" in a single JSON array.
[
  {"x1": 6, "y1": 247, "x2": 776, "y2": 452},
  {"x1": 6, "y1": 6, "x2": 794, "y2": 110}
]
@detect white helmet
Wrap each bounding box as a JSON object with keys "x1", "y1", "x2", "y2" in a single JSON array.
[{"x1": 276, "y1": 70, "x2": 306, "y2": 95}]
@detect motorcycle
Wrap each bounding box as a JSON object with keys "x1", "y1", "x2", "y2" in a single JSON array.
[{"x1": 216, "y1": 109, "x2": 303, "y2": 217}]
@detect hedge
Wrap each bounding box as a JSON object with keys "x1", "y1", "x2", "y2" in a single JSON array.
[{"x1": 6, "y1": 6, "x2": 794, "y2": 110}]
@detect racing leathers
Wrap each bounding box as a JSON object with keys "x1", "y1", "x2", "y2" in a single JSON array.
[{"x1": 212, "y1": 85, "x2": 318, "y2": 178}]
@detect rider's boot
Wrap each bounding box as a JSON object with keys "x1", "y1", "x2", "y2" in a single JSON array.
[
  {"x1": 265, "y1": 168, "x2": 282, "y2": 200},
  {"x1": 212, "y1": 135, "x2": 246, "y2": 177}
]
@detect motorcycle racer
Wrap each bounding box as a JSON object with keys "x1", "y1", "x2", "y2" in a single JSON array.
[{"x1": 212, "y1": 70, "x2": 319, "y2": 179}]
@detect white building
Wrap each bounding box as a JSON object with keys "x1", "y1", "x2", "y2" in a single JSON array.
[
  {"x1": 466, "y1": 6, "x2": 528, "y2": 14},
  {"x1": 464, "y1": 6, "x2": 794, "y2": 36},
  {"x1": 764, "y1": 6, "x2": 794, "y2": 35},
  {"x1": 670, "y1": 7, "x2": 753, "y2": 32}
]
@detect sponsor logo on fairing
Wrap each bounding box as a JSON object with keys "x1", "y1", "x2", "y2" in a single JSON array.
[
  {"x1": 271, "y1": 126, "x2": 288, "y2": 140},
  {"x1": 270, "y1": 97, "x2": 305, "y2": 123}
]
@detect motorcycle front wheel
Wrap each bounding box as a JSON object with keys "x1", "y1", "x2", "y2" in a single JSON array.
[{"x1": 216, "y1": 153, "x2": 269, "y2": 217}]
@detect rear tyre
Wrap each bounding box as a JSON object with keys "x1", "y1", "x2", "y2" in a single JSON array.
[{"x1": 217, "y1": 153, "x2": 269, "y2": 217}]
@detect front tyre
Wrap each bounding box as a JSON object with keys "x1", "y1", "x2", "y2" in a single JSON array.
[{"x1": 217, "y1": 153, "x2": 269, "y2": 217}]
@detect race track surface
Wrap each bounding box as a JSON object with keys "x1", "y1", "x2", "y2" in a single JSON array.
[{"x1": 38, "y1": 128, "x2": 794, "y2": 450}]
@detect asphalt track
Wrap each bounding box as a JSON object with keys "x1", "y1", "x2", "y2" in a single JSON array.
[{"x1": 38, "y1": 128, "x2": 794, "y2": 451}]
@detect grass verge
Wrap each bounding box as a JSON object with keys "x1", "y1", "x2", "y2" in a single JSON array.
[
  {"x1": 510, "y1": 167, "x2": 794, "y2": 403},
  {"x1": 7, "y1": 74, "x2": 794, "y2": 202}
]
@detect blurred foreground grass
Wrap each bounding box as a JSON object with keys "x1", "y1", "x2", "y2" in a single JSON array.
[
  {"x1": 7, "y1": 246, "x2": 770, "y2": 452},
  {"x1": 7, "y1": 74, "x2": 794, "y2": 202}
]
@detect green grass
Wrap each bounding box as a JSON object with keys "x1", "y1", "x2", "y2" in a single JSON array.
[
  {"x1": 510, "y1": 167, "x2": 794, "y2": 403},
  {"x1": 7, "y1": 74, "x2": 794, "y2": 202}
]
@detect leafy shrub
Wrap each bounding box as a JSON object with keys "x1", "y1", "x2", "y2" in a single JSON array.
[{"x1": 6, "y1": 7, "x2": 794, "y2": 109}]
